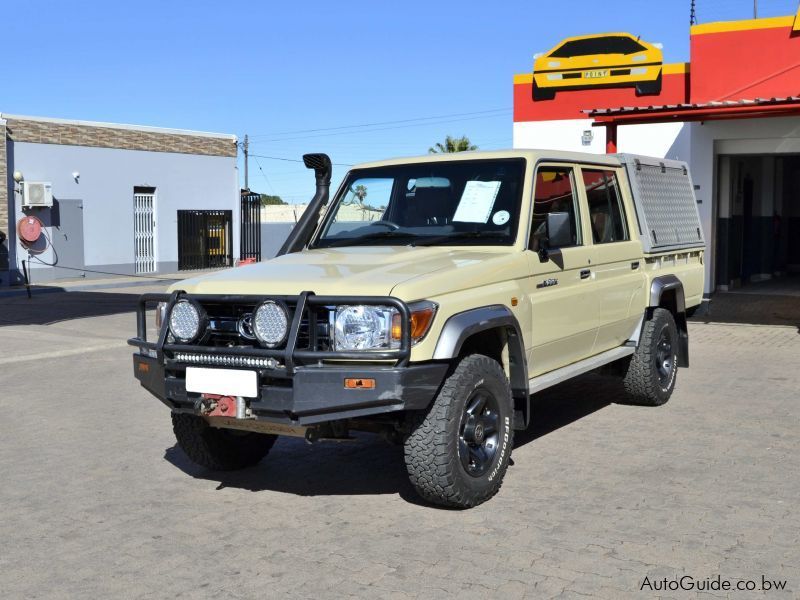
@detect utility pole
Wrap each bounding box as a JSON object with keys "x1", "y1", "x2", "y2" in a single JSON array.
[
  {"x1": 243, "y1": 134, "x2": 249, "y2": 191},
  {"x1": 754, "y1": 0, "x2": 758, "y2": 19},
  {"x1": 690, "y1": 0, "x2": 696, "y2": 25}
]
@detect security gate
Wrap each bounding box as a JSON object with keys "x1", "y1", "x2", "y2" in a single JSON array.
[
  {"x1": 177, "y1": 210, "x2": 233, "y2": 270},
  {"x1": 133, "y1": 190, "x2": 157, "y2": 274},
  {"x1": 240, "y1": 192, "x2": 262, "y2": 262}
]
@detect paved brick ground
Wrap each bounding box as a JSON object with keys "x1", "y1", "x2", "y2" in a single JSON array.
[{"x1": 0, "y1": 287, "x2": 797, "y2": 599}]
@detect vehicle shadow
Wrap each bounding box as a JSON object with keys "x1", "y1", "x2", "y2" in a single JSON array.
[
  {"x1": 163, "y1": 373, "x2": 622, "y2": 506},
  {"x1": 0, "y1": 290, "x2": 142, "y2": 326}
]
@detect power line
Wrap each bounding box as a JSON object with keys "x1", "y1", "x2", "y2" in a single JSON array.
[
  {"x1": 252, "y1": 156, "x2": 278, "y2": 196},
  {"x1": 249, "y1": 153, "x2": 353, "y2": 167},
  {"x1": 249, "y1": 111, "x2": 513, "y2": 143},
  {"x1": 248, "y1": 107, "x2": 511, "y2": 138}
]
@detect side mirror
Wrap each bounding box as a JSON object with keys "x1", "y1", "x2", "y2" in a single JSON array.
[{"x1": 538, "y1": 212, "x2": 572, "y2": 261}]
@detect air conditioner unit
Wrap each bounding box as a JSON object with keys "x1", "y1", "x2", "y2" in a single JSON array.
[{"x1": 22, "y1": 182, "x2": 53, "y2": 208}]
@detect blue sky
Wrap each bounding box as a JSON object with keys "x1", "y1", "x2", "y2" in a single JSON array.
[{"x1": 5, "y1": 0, "x2": 798, "y2": 202}]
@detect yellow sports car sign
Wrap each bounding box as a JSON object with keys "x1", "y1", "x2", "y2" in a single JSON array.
[{"x1": 532, "y1": 32, "x2": 663, "y2": 100}]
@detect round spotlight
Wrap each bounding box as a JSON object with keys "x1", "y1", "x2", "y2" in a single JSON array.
[
  {"x1": 168, "y1": 299, "x2": 205, "y2": 343},
  {"x1": 253, "y1": 301, "x2": 289, "y2": 347}
]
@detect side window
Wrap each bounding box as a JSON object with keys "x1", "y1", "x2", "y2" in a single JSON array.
[
  {"x1": 581, "y1": 169, "x2": 629, "y2": 244},
  {"x1": 530, "y1": 166, "x2": 581, "y2": 251}
]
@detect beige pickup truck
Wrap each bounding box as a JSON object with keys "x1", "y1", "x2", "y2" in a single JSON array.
[{"x1": 130, "y1": 150, "x2": 705, "y2": 508}]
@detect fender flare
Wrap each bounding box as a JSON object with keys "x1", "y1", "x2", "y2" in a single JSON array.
[
  {"x1": 650, "y1": 274, "x2": 686, "y2": 313},
  {"x1": 433, "y1": 305, "x2": 530, "y2": 429},
  {"x1": 648, "y1": 275, "x2": 689, "y2": 367}
]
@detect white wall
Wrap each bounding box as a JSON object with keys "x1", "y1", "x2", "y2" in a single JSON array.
[
  {"x1": 10, "y1": 142, "x2": 238, "y2": 278},
  {"x1": 513, "y1": 119, "x2": 608, "y2": 153},
  {"x1": 513, "y1": 118, "x2": 687, "y2": 158}
]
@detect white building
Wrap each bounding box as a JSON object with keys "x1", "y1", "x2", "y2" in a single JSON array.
[{"x1": 1, "y1": 114, "x2": 239, "y2": 285}]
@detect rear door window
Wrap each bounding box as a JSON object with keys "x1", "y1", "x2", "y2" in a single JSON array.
[{"x1": 581, "y1": 169, "x2": 629, "y2": 244}]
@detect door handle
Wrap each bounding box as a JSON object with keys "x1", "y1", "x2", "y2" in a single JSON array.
[
  {"x1": 580, "y1": 269, "x2": 591, "y2": 279},
  {"x1": 631, "y1": 261, "x2": 640, "y2": 270}
]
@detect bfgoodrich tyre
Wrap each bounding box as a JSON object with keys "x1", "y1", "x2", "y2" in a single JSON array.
[
  {"x1": 172, "y1": 413, "x2": 277, "y2": 471},
  {"x1": 404, "y1": 354, "x2": 514, "y2": 508},
  {"x1": 622, "y1": 308, "x2": 679, "y2": 406}
]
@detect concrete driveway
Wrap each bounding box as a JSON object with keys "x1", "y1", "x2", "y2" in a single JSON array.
[{"x1": 0, "y1": 284, "x2": 797, "y2": 599}]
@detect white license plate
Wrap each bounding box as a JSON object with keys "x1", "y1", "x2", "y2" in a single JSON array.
[
  {"x1": 185, "y1": 367, "x2": 258, "y2": 398},
  {"x1": 584, "y1": 70, "x2": 608, "y2": 79}
]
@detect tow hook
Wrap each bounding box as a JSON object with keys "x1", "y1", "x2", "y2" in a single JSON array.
[{"x1": 197, "y1": 394, "x2": 253, "y2": 419}]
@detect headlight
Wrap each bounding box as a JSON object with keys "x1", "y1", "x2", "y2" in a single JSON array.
[
  {"x1": 333, "y1": 305, "x2": 392, "y2": 351},
  {"x1": 332, "y1": 301, "x2": 437, "y2": 351},
  {"x1": 253, "y1": 300, "x2": 289, "y2": 347},
  {"x1": 168, "y1": 299, "x2": 205, "y2": 343}
]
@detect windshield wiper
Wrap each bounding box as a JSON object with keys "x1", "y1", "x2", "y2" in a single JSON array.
[
  {"x1": 409, "y1": 231, "x2": 508, "y2": 247},
  {"x1": 318, "y1": 231, "x2": 417, "y2": 248}
]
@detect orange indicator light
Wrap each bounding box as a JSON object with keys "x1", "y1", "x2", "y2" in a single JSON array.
[{"x1": 345, "y1": 378, "x2": 376, "y2": 389}]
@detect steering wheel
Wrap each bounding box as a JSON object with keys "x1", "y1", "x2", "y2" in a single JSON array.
[{"x1": 369, "y1": 220, "x2": 401, "y2": 231}]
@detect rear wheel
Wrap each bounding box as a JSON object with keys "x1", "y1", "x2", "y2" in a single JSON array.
[
  {"x1": 622, "y1": 308, "x2": 678, "y2": 406},
  {"x1": 404, "y1": 354, "x2": 514, "y2": 508},
  {"x1": 172, "y1": 413, "x2": 277, "y2": 471}
]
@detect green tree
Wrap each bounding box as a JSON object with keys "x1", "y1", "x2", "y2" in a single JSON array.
[
  {"x1": 428, "y1": 135, "x2": 478, "y2": 154},
  {"x1": 259, "y1": 194, "x2": 286, "y2": 206},
  {"x1": 354, "y1": 184, "x2": 368, "y2": 205}
]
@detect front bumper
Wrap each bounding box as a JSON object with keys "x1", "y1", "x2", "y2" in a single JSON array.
[
  {"x1": 129, "y1": 291, "x2": 449, "y2": 425},
  {"x1": 133, "y1": 354, "x2": 448, "y2": 425},
  {"x1": 533, "y1": 64, "x2": 661, "y2": 89}
]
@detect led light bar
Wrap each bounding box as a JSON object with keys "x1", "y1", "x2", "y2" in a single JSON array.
[{"x1": 174, "y1": 353, "x2": 280, "y2": 369}]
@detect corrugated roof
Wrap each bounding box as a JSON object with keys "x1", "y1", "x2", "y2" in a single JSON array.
[{"x1": 584, "y1": 95, "x2": 800, "y2": 117}]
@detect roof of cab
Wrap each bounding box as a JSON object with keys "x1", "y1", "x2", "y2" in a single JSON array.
[{"x1": 351, "y1": 149, "x2": 622, "y2": 170}]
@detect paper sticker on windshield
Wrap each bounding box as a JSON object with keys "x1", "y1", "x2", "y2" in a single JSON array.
[
  {"x1": 453, "y1": 181, "x2": 502, "y2": 223},
  {"x1": 492, "y1": 210, "x2": 510, "y2": 225}
]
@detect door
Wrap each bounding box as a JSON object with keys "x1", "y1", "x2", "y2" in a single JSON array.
[
  {"x1": 240, "y1": 192, "x2": 262, "y2": 262},
  {"x1": 51, "y1": 199, "x2": 85, "y2": 278},
  {"x1": 133, "y1": 189, "x2": 157, "y2": 274},
  {"x1": 577, "y1": 167, "x2": 646, "y2": 353},
  {"x1": 177, "y1": 210, "x2": 233, "y2": 270},
  {"x1": 523, "y1": 164, "x2": 598, "y2": 377}
]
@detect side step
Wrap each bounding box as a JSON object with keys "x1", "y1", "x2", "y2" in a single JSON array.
[{"x1": 528, "y1": 346, "x2": 635, "y2": 394}]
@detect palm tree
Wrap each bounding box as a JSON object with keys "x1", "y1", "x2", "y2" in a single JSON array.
[
  {"x1": 428, "y1": 135, "x2": 478, "y2": 154},
  {"x1": 354, "y1": 184, "x2": 368, "y2": 205}
]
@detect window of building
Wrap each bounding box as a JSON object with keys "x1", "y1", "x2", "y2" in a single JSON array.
[
  {"x1": 581, "y1": 169, "x2": 629, "y2": 244},
  {"x1": 531, "y1": 166, "x2": 581, "y2": 251}
]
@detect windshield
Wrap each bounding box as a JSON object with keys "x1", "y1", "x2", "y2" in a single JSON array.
[
  {"x1": 312, "y1": 158, "x2": 526, "y2": 248},
  {"x1": 550, "y1": 36, "x2": 646, "y2": 58}
]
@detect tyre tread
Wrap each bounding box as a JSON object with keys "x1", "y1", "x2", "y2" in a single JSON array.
[
  {"x1": 623, "y1": 308, "x2": 677, "y2": 406},
  {"x1": 404, "y1": 354, "x2": 514, "y2": 508}
]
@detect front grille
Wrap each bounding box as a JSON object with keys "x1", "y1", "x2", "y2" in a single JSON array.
[{"x1": 187, "y1": 300, "x2": 332, "y2": 351}]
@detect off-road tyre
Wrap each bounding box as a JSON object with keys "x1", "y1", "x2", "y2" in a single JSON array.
[
  {"x1": 622, "y1": 308, "x2": 678, "y2": 406},
  {"x1": 172, "y1": 413, "x2": 277, "y2": 471},
  {"x1": 404, "y1": 354, "x2": 514, "y2": 508}
]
